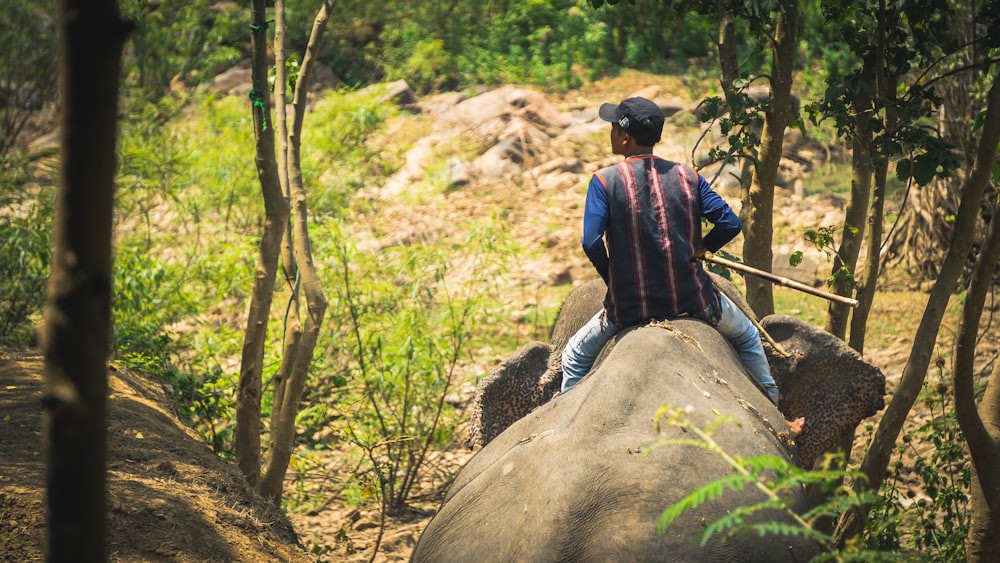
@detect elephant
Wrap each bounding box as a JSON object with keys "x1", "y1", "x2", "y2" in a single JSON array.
[
  {"x1": 417, "y1": 276, "x2": 885, "y2": 562},
  {"x1": 466, "y1": 275, "x2": 884, "y2": 467}
]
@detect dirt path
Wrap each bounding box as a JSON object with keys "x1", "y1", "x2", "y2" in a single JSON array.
[{"x1": 0, "y1": 350, "x2": 312, "y2": 562}]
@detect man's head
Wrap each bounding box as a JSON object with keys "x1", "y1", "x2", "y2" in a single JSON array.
[{"x1": 599, "y1": 97, "x2": 664, "y2": 148}]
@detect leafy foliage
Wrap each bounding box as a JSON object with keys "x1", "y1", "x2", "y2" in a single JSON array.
[
  {"x1": 121, "y1": 0, "x2": 245, "y2": 102},
  {"x1": 652, "y1": 406, "x2": 908, "y2": 562},
  {"x1": 803, "y1": 0, "x2": 968, "y2": 192},
  {"x1": 327, "y1": 216, "x2": 516, "y2": 514},
  {"x1": 790, "y1": 224, "x2": 859, "y2": 289},
  {"x1": 865, "y1": 365, "x2": 971, "y2": 562},
  {"x1": 0, "y1": 2, "x2": 57, "y2": 161},
  {"x1": 0, "y1": 174, "x2": 53, "y2": 346}
]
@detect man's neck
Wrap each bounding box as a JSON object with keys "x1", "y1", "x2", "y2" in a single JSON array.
[{"x1": 623, "y1": 145, "x2": 655, "y2": 158}]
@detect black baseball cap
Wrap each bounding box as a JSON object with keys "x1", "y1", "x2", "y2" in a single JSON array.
[{"x1": 599, "y1": 97, "x2": 664, "y2": 146}]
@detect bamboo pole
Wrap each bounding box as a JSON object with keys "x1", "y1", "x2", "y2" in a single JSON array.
[{"x1": 701, "y1": 254, "x2": 860, "y2": 308}]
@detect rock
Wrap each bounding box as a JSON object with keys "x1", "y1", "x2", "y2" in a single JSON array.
[
  {"x1": 308, "y1": 62, "x2": 341, "y2": 93},
  {"x1": 447, "y1": 158, "x2": 471, "y2": 188},
  {"x1": 528, "y1": 156, "x2": 582, "y2": 176},
  {"x1": 212, "y1": 64, "x2": 253, "y2": 97},
  {"x1": 379, "y1": 79, "x2": 417, "y2": 107},
  {"x1": 438, "y1": 86, "x2": 570, "y2": 133}
]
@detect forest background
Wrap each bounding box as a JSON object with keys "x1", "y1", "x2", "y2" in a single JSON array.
[{"x1": 3, "y1": 0, "x2": 1000, "y2": 561}]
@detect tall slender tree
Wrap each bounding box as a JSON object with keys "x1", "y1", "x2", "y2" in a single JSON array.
[
  {"x1": 44, "y1": 1, "x2": 130, "y2": 560},
  {"x1": 235, "y1": 0, "x2": 290, "y2": 487},
  {"x1": 234, "y1": 0, "x2": 333, "y2": 503},
  {"x1": 741, "y1": 0, "x2": 798, "y2": 317},
  {"x1": 954, "y1": 174, "x2": 1000, "y2": 561},
  {"x1": 259, "y1": 0, "x2": 334, "y2": 504}
]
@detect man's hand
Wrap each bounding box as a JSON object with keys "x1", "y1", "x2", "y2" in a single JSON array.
[{"x1": 691, "y1": 247, "x2": 708, "y2": 261}]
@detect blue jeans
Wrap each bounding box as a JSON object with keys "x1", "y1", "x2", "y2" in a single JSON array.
[
  {"x1": 560, "y1": 294, "x2": 779, "y2": 405},
  {"x1": 713, "y1": 294, "x2": 779, "y2": 404},
  {"x1": 560, "y1": 308, "x2": 620, "y2": 392}
]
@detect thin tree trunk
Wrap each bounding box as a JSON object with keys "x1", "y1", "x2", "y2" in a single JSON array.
[
  {"x1": 744, "y1": 1, "x2": 797, "y2": 318},
  {"x1": 849, "y1": 8, "x2": 896, "y2": 353},
  {"x1": 268, "y1": 0, "x2": 303, "y2": 474},
  {"x1": 716, "y1": 0, "x2": 738, "y2": 95},
  {"x1": 44, "y1": 2, "x2": 129, "y2": 561},
  {"x1": 259, "y1": 0, "x2": 335, "y2": 503},
  {"x1": 835, "y1": 70, "x2": 1000, "y2": 546},
  {"x1": 235, "y1": 0, "x2": 290, "y2": 489},
  {"x1": 826, "y1": 59, "x2": 874, "y2": 339},
  {"x1": 953, "y1": 188, "x2": 1000, "y2": 562},
  {"x1": 714, "y1": 0, "x2": 755, "y2": 203},
  {"x1": 815, "y1": 11, "x2": 892, "y2": 531},
  {"x1": 966, "y1": 360, "x2": 1000, "y2": 561}
]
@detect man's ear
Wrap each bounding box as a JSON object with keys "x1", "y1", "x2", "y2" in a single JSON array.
[{"x1": 620, "y1": 131, "x2": 635, "y2": 149}]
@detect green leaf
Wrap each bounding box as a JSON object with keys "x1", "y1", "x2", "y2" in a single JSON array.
[
  {"x1": 789, "y1": 251, "x2": 803, "y2": 267},
  {"x1": 912, "y1": 154, "x2": 937, "y2": 186},
  {"x1": 896, "y1": 158, "x2": 912, "y2": 182}
]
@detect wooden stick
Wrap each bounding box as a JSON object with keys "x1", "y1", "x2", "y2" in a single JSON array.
[{"x1": 701, "y1": 254, "x2": 860, "y2": 308}]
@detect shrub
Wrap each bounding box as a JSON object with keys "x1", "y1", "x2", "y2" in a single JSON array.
[
  {"x1": 324, "y1": 216, "x2": 515, "y2": 515},
  {"x1": 0, "y1": 173, "x2": 52, "y2": 346}
]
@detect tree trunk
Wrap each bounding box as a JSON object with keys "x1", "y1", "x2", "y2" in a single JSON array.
[
  {"x1": 953, "y1": 184, "x2": 1000, "y2": 562},
  {"x1": 849, "y1": 7, "x2": 896, "y2": 353},
  {"x1": 235, "y1": 0, "x2": 290, "y2": 489},
  {"x1": 826, "y1": 59, "x2": 874, "y2": 339},
  {"x1": 744, "y1": 1, "x2": 797, "y2": 318},
  {"x1": 259, "y1": 0, "x2": 335, "y2": 503},
  {"x1": 267, "y1": 0, "x2": 304, "y2": 494},
  {"x1": 44, "y1": 2, "x2": 129, "y2": 561},
  {"x1": 965, "y1": 360, "x2": 1000, "y2": 561},
  {"x1": 835, "y1": 70, "x2": 1000, "y2": 546},
  {"x1": 716, "y1": 0, "x2": 738, "y2": 90}
]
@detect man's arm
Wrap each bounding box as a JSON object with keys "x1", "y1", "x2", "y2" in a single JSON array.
[
  {"x1": 582, "y1": 174, "x2": 610, "y2": 282},
  {"x1": 698, "y1": 173, "x2": 741, "y2": 252}
]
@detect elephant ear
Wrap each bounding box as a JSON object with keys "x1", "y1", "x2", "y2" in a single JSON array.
[
  {"x1": 465, "y1": 340, "x2": 553, "y2": 449},
  {"x1": 762, "y1": 314, "x2": 886, "y2": 468},
  {"x1": 468, "y1": 278, "x2": 607, "y2": 449}
]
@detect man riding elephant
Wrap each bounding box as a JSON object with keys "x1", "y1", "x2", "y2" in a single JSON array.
[{"x1": 562, "y1": 96, "x2": 803, "y2": 435}]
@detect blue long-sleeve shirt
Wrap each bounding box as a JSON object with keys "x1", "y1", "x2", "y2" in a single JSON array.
[{"x1": 581, "y1": 166, "x2": 741, "y2": 282}]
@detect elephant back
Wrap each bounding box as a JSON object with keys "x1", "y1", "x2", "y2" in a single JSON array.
[{"x1": 415, "y1": 321, "x2": 823, "y2": 562}]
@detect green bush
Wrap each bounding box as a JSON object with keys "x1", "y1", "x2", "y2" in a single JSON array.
[
  {"x1": 122, "y1": 0, "x2": 245, "y2": 102},
  {"x1": 112, "y1": 244, "x2": 186, "y2": 364},
  {"x1": 0, "y1": 176, "x2": 52, "y2": 346},
  {"x1": 301, "y1": 89, "x2": 396, "y2": 215},
  {"x1": 865, "y1": 372, "x2": 970, "y2": 561},
  {"x1": 323, "y1": 216, "x2": 516, "y2": 514}
]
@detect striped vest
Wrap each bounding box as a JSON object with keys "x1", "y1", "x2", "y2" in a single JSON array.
[{"x1": 598, "y1": 157, "x2": 719, "y2": 327}]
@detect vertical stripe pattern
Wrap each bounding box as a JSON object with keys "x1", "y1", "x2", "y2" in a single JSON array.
[{"x1": 598, "y1": 157, "x2": 719, "y2": 327}]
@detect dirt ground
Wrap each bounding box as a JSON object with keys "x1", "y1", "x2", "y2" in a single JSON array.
[{"x1": 0, "y1": 349, "x2": 314, "y2": 562}]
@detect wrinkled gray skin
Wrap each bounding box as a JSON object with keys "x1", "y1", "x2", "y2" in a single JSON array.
[
  {"x1": 425, "y1": 276, "x2": 886, "y2": 563},
  {"x1": 412, "y1": 277, "x2": 885, "y2": 563},
  {"x1": 417, "y1": 325, "x2": 821, "y2": 561}
]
